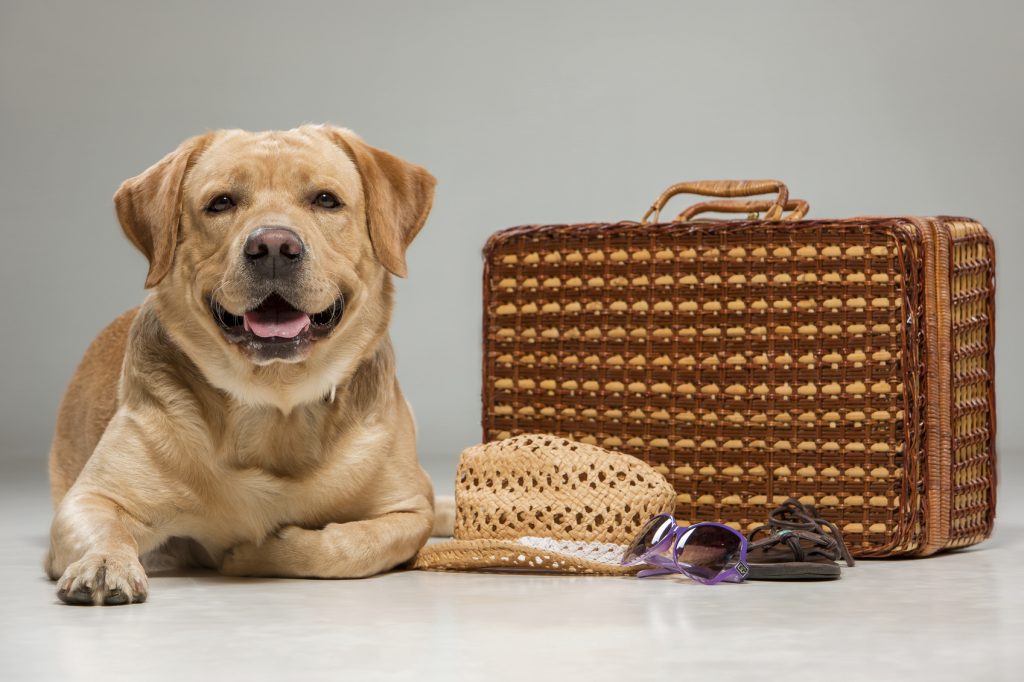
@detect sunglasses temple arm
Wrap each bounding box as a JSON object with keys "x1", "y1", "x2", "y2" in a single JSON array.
[
  {"x1": 636, "y1": 567, "x2": 676, "y2": 578},
  {"x1": 632, "y1": 553, "x2": 679, "y2": 578},
  {"x1": 705, "y1": 564, "x2": 749, "y2": 585}
]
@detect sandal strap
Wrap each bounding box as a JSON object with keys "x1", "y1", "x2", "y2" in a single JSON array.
[
  {"x1": 747, "y1": 528, "x2": 842, "y2": 564},
  {"x1": 748, "y1": 498, "x2": 855, "y2": 566}
]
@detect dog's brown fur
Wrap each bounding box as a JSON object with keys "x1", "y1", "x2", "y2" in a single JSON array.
[{"x1": 45, "y1": 125, "x2": 437, "y2": 605}]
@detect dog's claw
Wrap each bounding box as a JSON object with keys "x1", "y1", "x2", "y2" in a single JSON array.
[
  {"x1": 58, "y1": 585, "x2": 97, "y2": 605},
  {"x1": 104, "y1": 588, "x2": 128, "y2": 605}
]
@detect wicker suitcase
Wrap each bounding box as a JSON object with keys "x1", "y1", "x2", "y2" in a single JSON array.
[{"x1": 481, "y1": 180, "x2": 996, "y2": 557}]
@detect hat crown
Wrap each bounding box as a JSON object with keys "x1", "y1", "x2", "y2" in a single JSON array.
[{"x1": 453, "y1": 434, "x2": 676, "y2": 545}]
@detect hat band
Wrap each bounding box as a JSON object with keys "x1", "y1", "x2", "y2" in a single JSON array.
[{"x1": 517, "y1": 537, "x2": 627, "y2": 566}]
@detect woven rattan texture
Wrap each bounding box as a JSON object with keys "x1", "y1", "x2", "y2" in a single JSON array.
[
  {"x1": 945, "y1": 220, "x2": 996, "y2": 549},
  {"x1": 482, "y1": 219, "x2": 932, "y2": 557}
]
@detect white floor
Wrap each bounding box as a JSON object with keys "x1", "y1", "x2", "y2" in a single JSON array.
[{"x1": 2, "y1": 459, "x2": 1021, "y2": 682}]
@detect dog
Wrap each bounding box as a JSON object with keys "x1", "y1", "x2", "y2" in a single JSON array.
[{"x1": 45, "y1": 125, "x2": 438, "y2": 605}]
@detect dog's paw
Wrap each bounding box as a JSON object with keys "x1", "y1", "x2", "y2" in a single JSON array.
[
  {"x1": 218, "y1": 541, "x2": 262, "y2": 576},
  {"x1": 220, "y1": 527, "x2": 311, "y2": 577},
  {"x1": 56, "y1": 554, "x2": 148, "y2": 606}
]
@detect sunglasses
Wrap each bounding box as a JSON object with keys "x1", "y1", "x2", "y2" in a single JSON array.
[{"x1": 621, "y1": 514, "x2": 750, "y2": 585}]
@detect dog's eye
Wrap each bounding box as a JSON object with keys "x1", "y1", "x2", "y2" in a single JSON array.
[
  {"x1": 206, "y1": 195, "x2": 236, "y2": 213},
  {"x1": 313, "y1": 191, "x2": 343, "y2": 209}
]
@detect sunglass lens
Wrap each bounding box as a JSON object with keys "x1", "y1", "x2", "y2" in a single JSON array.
[
  {"x1": 622, "y1": 515, "x2": 676, "y2": 565},
  {"x1": 676, "y1": 525, "x2": 742, "y2": 580}
]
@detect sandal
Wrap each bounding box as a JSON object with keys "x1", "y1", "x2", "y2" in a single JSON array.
[{"x1": 744, "y1": 498, "x2": 856, "y2": 580}]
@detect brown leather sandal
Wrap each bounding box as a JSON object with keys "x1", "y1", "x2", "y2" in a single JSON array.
[{"x1": 745, "y1": 499, "x2": 855, "y2": 580}]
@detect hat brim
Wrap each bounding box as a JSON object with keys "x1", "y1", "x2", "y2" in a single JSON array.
[{"x1": 413, "y1": 538, "x2": 638, "y2": 576}]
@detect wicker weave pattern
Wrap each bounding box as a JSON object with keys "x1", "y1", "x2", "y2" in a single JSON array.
[
  {"x1": 452, "y1": 434, "x2": 676, "y2": 545},
  {"x1": 945, "y1": 220, "x2": 996, "y2": 549},
  {"x1": 481, "y1": 219, "x2": 950, "y2": 557}
]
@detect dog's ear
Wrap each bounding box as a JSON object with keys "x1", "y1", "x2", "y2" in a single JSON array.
[
  {"x1": 324, "y1": 127, "x2": 436, "y2": 278},
  {"x1": 114, "y1": 133, "x2": 215, "y2": 288}
]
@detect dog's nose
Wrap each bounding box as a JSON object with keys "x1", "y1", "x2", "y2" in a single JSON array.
[{"x1": 244, "y1": 227, "x2": 305, "y2": 278}]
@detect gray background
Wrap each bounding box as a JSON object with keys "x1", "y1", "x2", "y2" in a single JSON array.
[{"x1": 1, "y1": 1, "x2": 1020, "y2": 498}]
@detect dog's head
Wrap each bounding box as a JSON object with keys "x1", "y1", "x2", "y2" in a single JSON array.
[{"x1": 114, "y1": 125, "x2": 435, "y2": 407}]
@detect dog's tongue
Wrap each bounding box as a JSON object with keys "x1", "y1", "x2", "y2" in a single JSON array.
[{"x1": 243, "y1": 306, "x2": 310, "y2": 339}]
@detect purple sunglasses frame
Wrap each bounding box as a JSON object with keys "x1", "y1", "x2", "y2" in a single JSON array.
[{"x1": 620, "y1": 515, "x2": 751, "y2": 585}]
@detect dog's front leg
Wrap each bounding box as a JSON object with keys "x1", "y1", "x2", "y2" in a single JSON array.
[
  {"x1": 45, "y1": 412, "x2": 178, "y2": 606},
  {"x1": 220, "y1": 502, "x2": 433, "y2": 579},
  {"x1": 46, "y1": 487, "x2": 152, "y2": 605}
]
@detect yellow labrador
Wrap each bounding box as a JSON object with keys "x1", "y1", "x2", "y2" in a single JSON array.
[{"x1": 45, "y1": 125, "x2": 437, "y2": 605}]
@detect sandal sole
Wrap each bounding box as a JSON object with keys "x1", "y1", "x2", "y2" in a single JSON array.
[{"x1": 745, "y1": 562, "x2": 842, "y2": 581}]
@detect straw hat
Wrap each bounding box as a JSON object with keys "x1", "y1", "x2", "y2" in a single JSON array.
[{"x1": 413, "y1": 434, "x2": 676, "y2": 575}]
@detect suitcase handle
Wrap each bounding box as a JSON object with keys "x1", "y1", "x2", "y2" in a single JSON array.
[
  {"x1": 641, "y1": 179, "x2": 789, "y2": 223},
  {"x1": 676, "y1": 198, "x2": 809, "y2": 222}
]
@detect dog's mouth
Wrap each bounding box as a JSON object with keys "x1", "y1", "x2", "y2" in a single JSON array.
[{"x1": 209, "y1": 293, "x2": 345, "y2": 360}]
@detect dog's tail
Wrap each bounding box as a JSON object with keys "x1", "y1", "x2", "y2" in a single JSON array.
[{"x1": 431, "y1": 495, "x2": 456, "y2": 537}]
